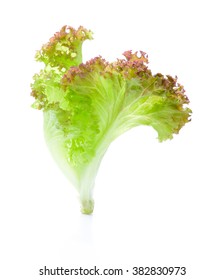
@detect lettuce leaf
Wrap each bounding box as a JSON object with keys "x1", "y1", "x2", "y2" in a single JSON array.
[{"x1": 31, "y1": 25, "x2": 191, "y2": 214}]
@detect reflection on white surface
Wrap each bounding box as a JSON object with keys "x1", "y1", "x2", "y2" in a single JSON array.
[{"x1": 78, "y1": 214, "x2": 93, "y2": 246}]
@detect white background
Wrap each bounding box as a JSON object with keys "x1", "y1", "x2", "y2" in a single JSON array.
[{"x1": 0, "y1": 0, "x2": 223, "y2": 279}]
